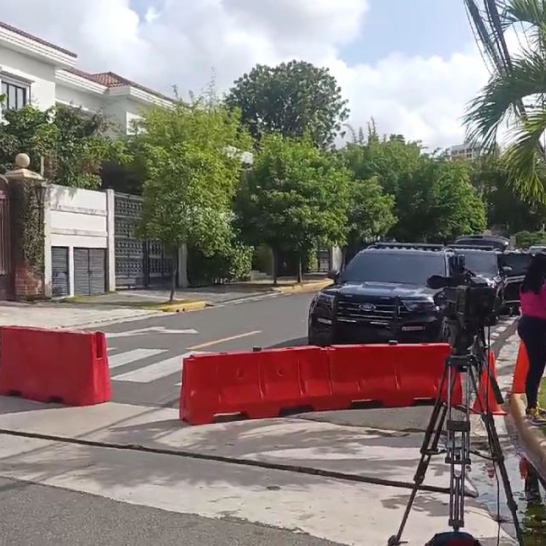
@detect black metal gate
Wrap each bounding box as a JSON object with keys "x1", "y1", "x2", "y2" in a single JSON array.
[
  {"x1": 115, "y1": 192, "x2": 145, "y2": 288},
  {"x1": 114, "y1": 192, "x2": 176, "y2": 289}
]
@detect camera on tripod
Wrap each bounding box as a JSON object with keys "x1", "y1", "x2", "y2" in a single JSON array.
[
  {"x1": 389, "y1": 254, "x2": 523, "y2": 546},
  {"x1": 427, "y1": 254, "x2": 499, "y2": 352}
]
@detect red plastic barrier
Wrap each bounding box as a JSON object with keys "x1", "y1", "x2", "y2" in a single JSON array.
[
  {"x1": 180, "y1": 343, "x2": 462, "y2": 425},
  {"x1": 329, "y1": 343, "x2": 461, "y2": 408},
  {"x1": 180, "y1": 347, "x2": 332, "y2": 425},
  {"x1": 0, "y1": 326, "x2": 111, "y2": 406}
]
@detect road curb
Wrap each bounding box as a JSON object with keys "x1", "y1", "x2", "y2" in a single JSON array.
[
  {"x1": 153, "y1": 301, "x2": 209, "y2": 313},
  {"x1": 509, "y1": 393, "x2": 546, "y2": 478},
  {"x1": 273, "y1": 280, "x2": 333, "y2": 295}
]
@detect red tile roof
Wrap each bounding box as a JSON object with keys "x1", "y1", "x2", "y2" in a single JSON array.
[
  {"x1": 66, "y1": 69, "x2": 173, "y2": 103},
  {"x1": 92, "y1": 72, "x2": 174, "y2": 103},
  {"x1": 0, "y1": 20, "x2": 77, "y2": 58}
]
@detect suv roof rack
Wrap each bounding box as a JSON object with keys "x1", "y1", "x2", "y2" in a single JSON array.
[
  {"x1": 370, "y1": 243, "x2": 445, "y2": 251},
  {"x1": 448, "y1": 244, "x2": 497, "y2": 251}
]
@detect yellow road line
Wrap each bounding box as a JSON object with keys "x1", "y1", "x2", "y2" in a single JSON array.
[{"x1": 187, "y1": 330, "x2": 262, "y2": 350}]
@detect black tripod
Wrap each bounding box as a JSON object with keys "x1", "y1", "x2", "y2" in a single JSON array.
[{"x1": 388, "y1": 325, "x2": 524, "y2": 545}]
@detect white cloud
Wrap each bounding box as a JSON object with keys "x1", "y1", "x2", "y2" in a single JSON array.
[{"x1": 0, "y1": 0, "x2": 489, "y2": 148}]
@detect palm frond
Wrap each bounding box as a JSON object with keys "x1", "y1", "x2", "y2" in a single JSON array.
[
  {"x1": 503, "y1": 107, "x2": 546, "y2": 203},
  {"x1": 503, "y1": 0, "x2": 546, "y2": 54},
  {"x1": 465, "y1": 48, "x2": 546, "y2": 148}
]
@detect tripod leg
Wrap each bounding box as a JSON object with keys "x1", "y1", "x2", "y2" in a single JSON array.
[
  {"x1": 482, "y1": 413, "x2": 525, "y2": 545},
  {"x1": 388, "y1": 399, "x2": 449, "y2": 545},
  {"x1": 468, "y1": 366, "x2": 524, "y2": 545}
]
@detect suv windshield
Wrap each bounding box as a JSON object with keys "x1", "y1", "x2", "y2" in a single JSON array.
[
  {"x1": 340, "y1": 252, "x2": 447, "y2": 285},
  {"x1": 456, "y1": 251, "x2": 499, "y2": 276}
]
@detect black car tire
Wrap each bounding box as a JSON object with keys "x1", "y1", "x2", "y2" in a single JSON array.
[{"x1": 438, "y1": 317, "x2": 451, "y2": 343}]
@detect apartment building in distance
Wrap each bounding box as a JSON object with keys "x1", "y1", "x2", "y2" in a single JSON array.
[{"x1": 449, "y1": 143, "x2": 481, "y2": 161}]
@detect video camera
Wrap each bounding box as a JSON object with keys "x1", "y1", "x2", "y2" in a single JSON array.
[{"x1": 427, "y1": 254, "x2": 499, "y2": 353}]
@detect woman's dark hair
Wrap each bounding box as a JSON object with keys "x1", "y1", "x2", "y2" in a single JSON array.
[{"x1": 521, "y1": 253, "x2": 546, "y2": 295}]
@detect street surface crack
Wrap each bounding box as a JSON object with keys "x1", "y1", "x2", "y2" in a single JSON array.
[{"x1": 0, "y1": 427, "x2": 477, "y2": 498}]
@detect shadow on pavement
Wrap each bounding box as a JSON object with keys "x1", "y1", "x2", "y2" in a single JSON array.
[{"x1": 268, "y1": 337, "x2": 308, "y2": 349}]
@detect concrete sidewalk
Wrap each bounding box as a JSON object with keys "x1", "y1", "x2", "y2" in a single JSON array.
[
  {"x1": 0, "y1": 301, "x2": 163, "y2": 330},
  {"x1": 0, "y1": 398, "x2": 516, "y2": 545},
  {"x1": 66, "y1": 277, "x2": 332, "y2": 310}
]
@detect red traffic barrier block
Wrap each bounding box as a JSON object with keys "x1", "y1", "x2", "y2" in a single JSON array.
[
  {"x1": 180, "y1": 343, "x2": 463, "y2": 426},
  {"x1": 329, "y1": 343, "x2": 460, "y2": 409},
  {"x1": 393, "y1": 344, "x2": 462, "y2": 407},
  {"x1": 180, "y1": 346, "x2": 332, "y2": 425},
  {"x1": 328, "y1": 344, "x2": 398, "y2": 409},
  {"x1": 0, "y1": 326, "x2": 111, "y2": 406}
]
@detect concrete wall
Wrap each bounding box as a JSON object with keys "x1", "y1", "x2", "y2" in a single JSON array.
[
  {"x1": 45, "y1": 184, "x2": 115, "y2": 297},
  {"x1": 104, "y1": 97, "x2": 143, "y2": 134},
  {"x1": 0, "y1": 46, "x2": 56, "y2": 110}
]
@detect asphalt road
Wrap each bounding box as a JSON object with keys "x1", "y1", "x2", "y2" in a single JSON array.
[
  {"x1": 98, "y1": 291, "x2": 518, "y2": 410},
  {"x1": 100, "y1": 292, "x2": 314, "y2": 407},
  {"x1": 0, "y1": 476, "x2": 342, "y2": 546}
]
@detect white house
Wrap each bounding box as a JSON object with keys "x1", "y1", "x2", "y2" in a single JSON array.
[
  {"x1": 0, "y1": 19, "x2": 174, "y2": 132},
  {"x1": 0, "y1": 20, "x2": 176, "y2": 299}
]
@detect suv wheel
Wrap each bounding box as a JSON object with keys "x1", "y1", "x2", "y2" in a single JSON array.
[
  {"x1": 308, "y1": 327, "x2": 329, "y2": 347},
  {"x1": 438, "y1": 318, "x2": 451, "y2": 343}
]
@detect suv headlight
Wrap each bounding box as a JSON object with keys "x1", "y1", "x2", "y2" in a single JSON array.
[
  {"x1": 401, "y1": 297, "x2": 437, "y2": 313},
  {"x1": 316, "y1": 292, "x2": 335, "y2": 308}
]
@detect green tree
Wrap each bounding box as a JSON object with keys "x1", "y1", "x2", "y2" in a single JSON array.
[
  {"x1": 465, "y1": 0, "x2": 546, "y2": 204},
  {"x1": 471, "y1": 154, "x2": 546, "y2": 233},
  {"x1": 135, "y1": 91, "x2": 252, "y2": 301},
  {"x1": 343, "y1": 122, "x2": 423, "y2": 195},
  {"x1": 226, "y1": 61, "x2": 349, "y2": 149},
  {"x1": 235, "y1": 135, "x2": 351, "y2": 283},
  {"x1": 0, "y1": 104, "x2": 123, "y2": 188},
  {"x1": 391, "y1": 157, "x2": 487, "y2": 242},
  {"x1": 346, "y1": 176, "x2": 397, "y2": 256},
  {"x1": 343, "y1": 124, "x2": 487, "y2": 242}
]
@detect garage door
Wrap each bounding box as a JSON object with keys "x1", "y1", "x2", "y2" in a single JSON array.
[
  {"x1": 74, "y1": 248, "x2": 106, "y2": 296},
  {"x1": 51, "y1": 247, "x2": 69, "y2": 297}
]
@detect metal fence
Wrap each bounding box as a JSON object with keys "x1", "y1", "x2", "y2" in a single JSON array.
[{"x1": 114, "y1": 192, "x2": 175, "y2": 289}]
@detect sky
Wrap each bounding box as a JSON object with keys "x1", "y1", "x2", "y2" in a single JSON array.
[{"x1": 0, "y1": 0, "x2": 491, "y2": 149}]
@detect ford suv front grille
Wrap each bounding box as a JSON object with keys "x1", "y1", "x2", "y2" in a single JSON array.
[{"x1": 336, "y1": 296, "x2": 397, "y2": 323}]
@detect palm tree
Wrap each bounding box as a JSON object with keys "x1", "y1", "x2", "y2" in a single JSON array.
[{"x1": 464, "y1": 0, "x2": 546, "y2": 204}]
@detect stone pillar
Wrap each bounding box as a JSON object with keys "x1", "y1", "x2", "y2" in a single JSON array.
[{"x1": 4, "y1": 154, "x2": 48, "y2": 301}]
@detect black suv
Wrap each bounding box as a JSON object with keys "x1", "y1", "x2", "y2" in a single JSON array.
[
  {"x1": 448, "y1": 245, "x2": 531, "y2": 316},
  {"x1": 308, "y1": 244, "x2": 452, "y2": 346}
]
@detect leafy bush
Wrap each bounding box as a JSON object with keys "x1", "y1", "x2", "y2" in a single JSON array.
[
  {"x1": 188, "y1": 240, "x2": 253, "y2": 286},
  {"x1": 515, "y1": 231, "x2": 546, "y2": 249}
]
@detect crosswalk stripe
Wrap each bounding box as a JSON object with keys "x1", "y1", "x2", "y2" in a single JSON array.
[
  {"x1": 108, "y1": 348, "x2": 167, "y2": 369},
  {"x1": 114, "y1": 355, "x2": 183, "y2": 383}
]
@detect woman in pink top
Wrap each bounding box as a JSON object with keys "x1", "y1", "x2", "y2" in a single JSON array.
[{"x1": 518, "y1": 252, "x2": 546, "y2": 425}]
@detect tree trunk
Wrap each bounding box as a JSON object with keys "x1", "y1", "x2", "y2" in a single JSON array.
[
  {"x1": 178, "y1": 243, "x2": 189, "y2": 289},
  {"x1": 272, "y1": 248, "x2": 278, "y2": 286},
  {"x1": 169, "y1": 250, "x2": 179, "y2": 303},
  {"x1": 297, "y1": 254, "x2": 303, "y2": 284}
]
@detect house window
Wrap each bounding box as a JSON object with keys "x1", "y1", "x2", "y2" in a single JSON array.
[{"x1": 1, "y1": 79, "x2": 29, "y2": 111}]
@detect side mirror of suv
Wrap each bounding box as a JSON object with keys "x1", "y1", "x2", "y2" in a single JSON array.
[
  {"x1": 327, "y1": 269, "x2": 341, "y2": 282},
  {"x1": 501, "y1": 265, "x2": 513, "y2": 275}
]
